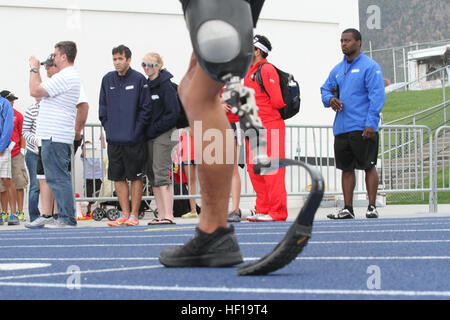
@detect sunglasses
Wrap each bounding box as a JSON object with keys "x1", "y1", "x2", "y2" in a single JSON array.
[
  {"x1": 142, "y1": 62, "x2": 158, "y2": 68},
  {"x1": 5, "y1": 92, "x2": 16, "y2": 100}
]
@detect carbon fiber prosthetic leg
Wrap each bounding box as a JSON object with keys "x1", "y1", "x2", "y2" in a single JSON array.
[
  {"x1": 184, "y1": 0, "x2": 254, "y2": 82},
  {"x1": 183, "y1": 0, "x2": 325, "y2": 275}
]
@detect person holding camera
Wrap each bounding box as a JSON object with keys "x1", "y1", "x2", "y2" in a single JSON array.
[{"x1": 29, "y1": 41, "x2": 85, "y2": 228}]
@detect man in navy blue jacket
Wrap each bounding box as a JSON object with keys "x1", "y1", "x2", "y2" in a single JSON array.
[
  {"x1": 99, "y1": 45, "x2": 152, "y2": 227},
  {"x1": 321, "y1": 29, "x2": 386, "y2": 220}
]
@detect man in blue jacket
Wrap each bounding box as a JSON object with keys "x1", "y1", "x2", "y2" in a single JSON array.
[
  {"x1": 0, "y1": 96, "x2": 15, "y2": 225},
  {"x1": 99, "y1": 45, "x2": 152, "y2": 227},
  {"x1": 321, "y1": 29, "x2": 386, "y2": 220}
]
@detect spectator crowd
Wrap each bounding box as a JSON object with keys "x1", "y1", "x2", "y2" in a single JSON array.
[{"x1": 0, "y1": 27, "x2": 385, "y2": 228}]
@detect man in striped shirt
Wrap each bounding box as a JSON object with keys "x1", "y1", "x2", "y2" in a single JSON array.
[
  {"x1": 22, "y1": 99, "x2": 40, "y2": 222},
  {"x1": 29, "y1": 41, "x2": 82, "y2": 228}
]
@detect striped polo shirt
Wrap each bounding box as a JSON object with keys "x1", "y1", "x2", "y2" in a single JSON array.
[
  {"x1": 36, "y1": 66, "x2": 80, "y2": 144},
  {"x1": 22, "y1": 102, "x2": 40, "y2": 154}
]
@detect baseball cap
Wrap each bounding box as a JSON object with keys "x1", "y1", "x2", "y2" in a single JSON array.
[
  {"x1": 40, "y1": 53, "x2": 55, "y2": 66},
  {"x1": 0, "y1": 90, "x2": 18, "y2": 101}
]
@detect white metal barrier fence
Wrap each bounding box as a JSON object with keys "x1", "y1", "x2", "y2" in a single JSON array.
[
  {"x1": 73, "y1": 124, "x2": 449, "y2": 213},
  {"x1": 432, "y1": 126, "x2": 450, "y2": 212}
]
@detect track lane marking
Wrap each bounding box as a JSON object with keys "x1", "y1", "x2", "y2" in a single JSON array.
[
  {"x1": 0, "y1": 282, "x2": 449, "y2": 298},
  {"x1": 1, "y1": 227, "x2": 450, "y2": 242},
  {"x1": 0, "y1": 263, "x2": 51, "y2": 271},
  {"x1": 0, "y1": 265, "x2": 163, "y2": 281},
  {"x1": 0, "y1": 239, "x2": 450, "y2": 249},
  {"x1": 2, "y1": 256, "x2": 450, "y2": 262}
]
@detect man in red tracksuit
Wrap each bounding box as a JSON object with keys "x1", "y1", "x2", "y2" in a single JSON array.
[{"x1": 244, "y1": 34, "x2": 287, "y2": 222}]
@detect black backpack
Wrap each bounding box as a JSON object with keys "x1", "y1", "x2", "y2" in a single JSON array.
[
  {"x1": 171, "y1": 82, "x2": 189, "y2": 129},
  {"x1": 253, "y1": 62, "x2": 301, "y2": 120}
]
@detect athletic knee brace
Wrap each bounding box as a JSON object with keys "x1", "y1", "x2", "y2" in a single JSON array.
[{"x1": 184, "y1": 0, "x2": 254, "y2": 82}]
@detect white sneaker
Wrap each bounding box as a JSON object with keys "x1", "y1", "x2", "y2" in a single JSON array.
[
  {"x1": 46, "y1": 219, "x2": 77, "y2": 229},
  {"x1": 25, "y1": 216, "x2": 54, "y2": 229},
  {"x1": 327, "y1": 208, "x2": 355, "y2": 220},
  {"x1": 246, "y1": 214, "x2": 275, "y2": 222}
]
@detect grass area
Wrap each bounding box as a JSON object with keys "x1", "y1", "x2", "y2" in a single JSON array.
[
  {"x1": 382, "y1": 86, "x2": 450, "y2": 128},
  {"x1": 387, "y1": 166, "x2": 450, "y2": 204}
]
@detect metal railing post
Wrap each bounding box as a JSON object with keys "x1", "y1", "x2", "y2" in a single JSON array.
[
  {"x1": 402, "y1": 47, "x2": 408, "y2": 91},
  {"x1": 430, "y1": 127, "x2": 438, "y2": 213},
  {"x1": 443, "y1": 69, "x2": 447, "y2": 124}
]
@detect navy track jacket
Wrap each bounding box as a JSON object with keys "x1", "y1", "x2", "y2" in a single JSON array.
[
  {"x1": 145, "y1": 69, "x2": 180, "y2": 140},
  {"x1": 99, "y1": 68, "x2": 152, "y2": 146}
]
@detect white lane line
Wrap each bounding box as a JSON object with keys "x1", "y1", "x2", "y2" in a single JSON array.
[
  {"x1": 1, "y1": 227, "x2": 450, "y2": 242},
  {"x1": 0, "y1": 257, "x2": 159, "y2": 262},
  {"x1": 2, "y1": 218, "x2": 450, "y2": 235},
  {"x1": 0, "y1": 265, "x2": 163, "y2": 281},
  {"x1": 0, "y1": 234, "x2": 195, "y2": 241},
  {"x1": 0, "y1": 281, "x2": 449, "y2": 298},
  {"x1": 296, "y1": 256, "x2": 450, "y2": 261},
  {"x1": 314, "y1": 217, "x2": 450, "y2": 224},
  {"x1": 311, "y1": 222, "x2": 450, "y2": 229},
  {"x1": 2, "y1": 255, "x2": 450, "y2": 263},
  {"x1": 310, "y1": 239, "x2": 450, "y2": 244},
  {"x1": 314, "y1": 228, "x2": 450, "y2": 234},
  {"x1": 0, "y1": 256, "x2": 448, "y2": 283},
  {"x1": 0, "y1": 263, "x2": 52, "y2": 271},
  {"x1": 0, "y1": 239, "x2": 450, "y2": 249}
]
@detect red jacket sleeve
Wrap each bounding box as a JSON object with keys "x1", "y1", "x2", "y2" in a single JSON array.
[{"x1": 261, "y1": 64, "x2": 285, "y2": 110}]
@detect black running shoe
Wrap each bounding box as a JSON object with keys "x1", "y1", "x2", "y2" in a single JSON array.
[
  {"x1": 327, "y1": 208, "x2": 355, "y2": 220},
  {"x1": 159, "y1": 225, "x2": 243, "y2": 268},
  {"x1": 366, "y1": 205, "x2": 379, "y2": 219},
  {"x1": 227, "y1": 209, "x2": 242, "y2": 223}
]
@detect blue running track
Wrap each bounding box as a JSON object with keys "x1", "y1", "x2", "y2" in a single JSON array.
[{"x1": 0, "y1": 216, "x2": 449, "y2": 301}]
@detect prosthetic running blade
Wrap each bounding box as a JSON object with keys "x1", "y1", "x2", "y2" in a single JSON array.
[
  {"x1": 223, "y1": 78, "x2": 325, "y2": 276},
  {"x1": 238, "y1": 159, "x2": 324, "y2": 276},
  {"x1": 183, "y1": 0, "x2": 324, "y2": 275}
]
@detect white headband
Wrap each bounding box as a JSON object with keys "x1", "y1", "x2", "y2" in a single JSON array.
[{"x1": 253, "y1": 40, "x2": 269, "y2": 54}]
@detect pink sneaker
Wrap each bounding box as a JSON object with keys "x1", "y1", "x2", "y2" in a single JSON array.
[
  {"x1": 125, "y1": 216, "x2": 139, "y2": 226},
  {"x1": 107, "y1": 216, "x2": 129, "y2": 227}
]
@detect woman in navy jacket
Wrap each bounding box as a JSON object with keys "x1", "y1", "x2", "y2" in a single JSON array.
[{"x1": 143, "y1": 52, "x2": 180, "y2": 225}]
